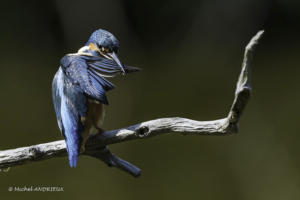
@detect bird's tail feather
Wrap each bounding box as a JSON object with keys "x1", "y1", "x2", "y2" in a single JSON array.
[
  {"x1": 67, "y1": 141, "x2": 80, "y2": 168},
  {"x1": 61, "y1": 101, "x2": 83, "y2": 168},
  {"x1": 65, "y1": 131, "x2": 82, "y2": 167}
]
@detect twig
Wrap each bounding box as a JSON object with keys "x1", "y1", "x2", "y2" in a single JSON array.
[{"x1": 0, "y1": 30, "x2": 264, "y2": 177}]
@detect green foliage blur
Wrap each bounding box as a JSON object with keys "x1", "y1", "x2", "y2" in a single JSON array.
[{"x1": 0, "y1": 0, "x2": 299, "y2": 199}]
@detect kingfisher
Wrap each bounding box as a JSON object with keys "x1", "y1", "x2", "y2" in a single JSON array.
[{"x1": 52, "y1": 29, "x2": 139, "y2": 167}]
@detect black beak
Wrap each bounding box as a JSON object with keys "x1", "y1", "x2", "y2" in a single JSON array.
[
  {"x1": 107, "y1": 52, "x2": 125, "y2": 75},
  {"x1": 91, "y1": 43, "x2": 126, "y2": 75}
]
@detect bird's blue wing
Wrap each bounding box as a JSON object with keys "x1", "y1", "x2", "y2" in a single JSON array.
[
  {"x1": 86, "y1": 57, "x2": 123, "y2": 78},
  {"x1": 52, "y1": 68, "x2": 86, "y2": 167},
  {"x1": 61, "y1": 55, "x2": 116, "y2": 104},
  {"x1": 85, "y1": 55, "x2": 141, "y2": 75}
]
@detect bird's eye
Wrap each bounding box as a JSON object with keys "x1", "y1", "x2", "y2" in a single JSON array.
[{"x1": 100, "y1": 46, "x2": 112, "y2": 54}]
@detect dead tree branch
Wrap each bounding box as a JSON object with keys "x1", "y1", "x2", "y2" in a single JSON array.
[{"x1": 0, "y1": 30, "x2": 264, "y2": 177}]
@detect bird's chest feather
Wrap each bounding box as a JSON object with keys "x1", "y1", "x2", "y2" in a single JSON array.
[{"x1": 81, "y1": 99, "x2": 105, "y2": 133}]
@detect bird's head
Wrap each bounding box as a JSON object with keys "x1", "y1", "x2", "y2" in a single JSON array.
[{"x1": 85, "y1": 29, "x2": 125, "y2": 73}]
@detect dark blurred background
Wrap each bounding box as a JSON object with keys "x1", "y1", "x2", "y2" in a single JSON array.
[{"x1": 0, "y1": 0, "x2": 299, "y2": 199}]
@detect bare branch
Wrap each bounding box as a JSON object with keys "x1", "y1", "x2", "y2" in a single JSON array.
[{"x1": 0, "y1": 30, "x2": 264, "y2": 177}]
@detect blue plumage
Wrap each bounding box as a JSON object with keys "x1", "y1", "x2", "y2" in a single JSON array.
[
  {"x1": 52, "y1": 68, "x2": 86, "y2": 167},
  {"x1": 60, "y1": 55, "x2": 114, "y2": 104},
  {"x1": 85, "y1": 29, "x2": 119, "y2": 53},
  {"x1": 52, "y1": 29, "x2": 139, "y2": 167}
]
